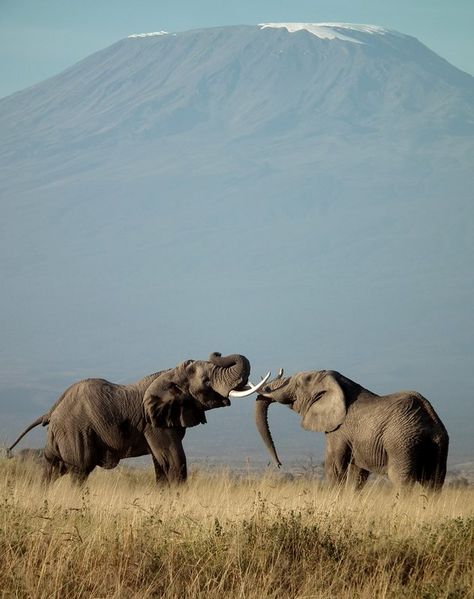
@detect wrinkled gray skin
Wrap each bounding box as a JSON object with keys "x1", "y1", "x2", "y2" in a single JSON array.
[
  {"x1": 256, "y1": 370, "x2": 449, "y2": 490},
  {"x1": 9, "y1": 352, "x2": 250, "y2": 486}
]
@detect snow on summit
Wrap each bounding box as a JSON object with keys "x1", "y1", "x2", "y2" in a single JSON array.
[
  {"x1": 128, "y1": 31, "x2": 170, "y2": 38},
  {"x1": 128, "y1": 23, "x2": 403, "y2": 43},
  {"x1": 259, "y1": 22, "x2": 398, "y2": 43}
]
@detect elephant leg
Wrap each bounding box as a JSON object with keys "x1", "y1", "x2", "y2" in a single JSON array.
[
  {"x1": 418, "y1": 460, "x2": 447, "y2": 493},
  {"x1": 42, "y1": 456, "x2": 68, "y2": 485},
  {"x1": 324, "y1": 436, "x2": 351, "y2": 486},
  {"x1": 387, "y1": 455, "x2": 417, "y2": 489},
  {"x1": 416, "y1": 438, "x2": 448, "y2": 492},
  {"x1": 420, "y1": 475, "x2": 444, "y2": 493},
  {"x1": 69, "y1": 468, "x2": 92, "y2": 486},
  {"x1": 151, "y1": 455, "x2": 168, "y2": 484},
  {"x1": 429, "y1": 456, "x2": 447, "y2": 492},
  {"x1": 145, "y1": 428, "x2": 187, "y2": 484},
  {"x1": 42, "y1": 438, "x2": 68, "y2": 485},
  {"x1": 388, "y1": 439, "x2": 444, "y2": 490},
  {"x1": 46, "y1": 426, "x2": 98, "y2": 486},
  {"x1": 346, "y1": 463, "x2": 370, "y2": 490}
]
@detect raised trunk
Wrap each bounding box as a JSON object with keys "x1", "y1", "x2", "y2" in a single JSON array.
[
  {"x1": 255, "y1": 397, "x2": 282, "y2": 467},
  {"x1": 209, "y1": 352, "x2": 250, "y2": 375},
  {"x1": 209, "y1": 352, "x2": 251, "y2": 390}
]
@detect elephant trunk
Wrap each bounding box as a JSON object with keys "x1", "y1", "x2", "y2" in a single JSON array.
[
  {"x1": 255, "y1": 396, "x2": 282, "y2": 467},
  {"x1": 208, "y1": 352, "x2": 271, "y2": 398},
  {"x1": 209, "y1": 352, "x2": 251, "y2": 389},
  {"x1": 209, "y1": 352, "x2": 250, "y2": 383}
]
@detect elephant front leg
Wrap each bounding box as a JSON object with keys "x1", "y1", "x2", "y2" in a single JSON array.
[
  {"x1": 346, "y1": 463, "x2": 370, "y2": 490},
  {"x1": 151, "y1": 455, "x2": 168, "y2": 484},
  {"x1": 145, "y1": 428, "x2": 187, "y2": 485},
  {"x1": 324, "y1": 435, "x2": 351, "y2": 487}
]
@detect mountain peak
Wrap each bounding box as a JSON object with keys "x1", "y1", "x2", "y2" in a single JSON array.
[{"x1": 258, "y1": 22, "x2": 402, "y2": 43}]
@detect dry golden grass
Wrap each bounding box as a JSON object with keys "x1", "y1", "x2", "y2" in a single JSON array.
[{"x1": 1, "y1": 457, "x2": 473, "y2": 599}]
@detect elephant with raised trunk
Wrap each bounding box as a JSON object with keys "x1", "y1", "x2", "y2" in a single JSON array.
[
  {"x1": 9, "y1": 352, "x2": 269, "y2": 485},
  {"x1": 255, "y1": 369, "x2": 448, "y2": 490}
]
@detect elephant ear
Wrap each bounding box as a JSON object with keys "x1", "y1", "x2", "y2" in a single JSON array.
[
  {"x1": 143, "y1": 377, "x2": 206, "y2": 429},
  {"x1": 300, "y1": 372, "x2": 347, "y2": 433}
]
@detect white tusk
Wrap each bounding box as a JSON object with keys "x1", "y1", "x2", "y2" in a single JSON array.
[{"x1": 228, "y1": 372, "x2": 271, "y2": 398}]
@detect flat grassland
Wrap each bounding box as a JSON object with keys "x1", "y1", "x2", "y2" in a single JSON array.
[{"x1": 1, "y1": 458, "x2": 473, "y2": 599}]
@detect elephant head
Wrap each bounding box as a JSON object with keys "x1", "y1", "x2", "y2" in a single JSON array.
[
  {"x1": 255, "y1": 369, "x2": 355, "y2": 466},
  {"x1": 144, "y1": 352, "x2": 269, "y2": 428}
]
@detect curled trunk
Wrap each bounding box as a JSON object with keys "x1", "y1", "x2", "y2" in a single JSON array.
[
  {"x1": 255, "y1": 396, "x2": 282, "y2": 467},
  {"x1": 209, "y1": 352, "x2": 251, "y2": 389},
  {"x1": 209, "y1": 352, "x2": 250, "y2": 376}
]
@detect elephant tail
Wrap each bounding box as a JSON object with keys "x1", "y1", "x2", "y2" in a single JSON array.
[{"x1": 8, "y1": 415, "x2": 46, "y2": 452}]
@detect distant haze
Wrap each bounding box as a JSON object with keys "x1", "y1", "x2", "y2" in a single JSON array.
[{"x1": 0, "y1": 24, "x2": 473, "y2": 465}]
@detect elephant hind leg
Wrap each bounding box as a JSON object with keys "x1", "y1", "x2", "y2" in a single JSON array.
[
  {"x1": 418, "y1": 440, "x2": 448, "y2": 492},
  {"x1": 431, "y1": 453, "x2": 447, "y2": 491},
  {"x1": 42, "y1": 456, "x2": 68, "y2": 485},
  {"x1": 420, "y1": 471, "x2": 445, "y2": 493},
  {"x1": 387, "y1": 452, "x2": 418, "y2": 489},
  {"x1": 387, "y1": 465, "x2": 416, "y2": 490},
  {"x1": 69, "y1": 468, "x2": 92, "y2": 486}
]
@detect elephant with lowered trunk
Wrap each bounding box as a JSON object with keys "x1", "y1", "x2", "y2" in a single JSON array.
[
  {"x1": 255, "y1": 369, "x2": 449, "y2": 490},
  {"x1": 9, "y1": 352, "x2": 269, "y2": 485}
]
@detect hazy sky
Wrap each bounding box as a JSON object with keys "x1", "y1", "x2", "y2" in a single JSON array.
[
  {"x1": 1, "y1": 1, "x2": 473, "y2": 465},
  {"x1": 1, "y1": 0, "x2": 473, "y2": 98}
]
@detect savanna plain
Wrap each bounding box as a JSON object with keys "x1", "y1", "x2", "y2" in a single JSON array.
[{"x1": 1, "y1": 457, "x2": 473, "y2": 599}]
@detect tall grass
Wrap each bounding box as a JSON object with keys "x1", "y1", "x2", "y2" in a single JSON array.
[{"x1": 1, "y1": 457, "x2": 473, "y2": 598}]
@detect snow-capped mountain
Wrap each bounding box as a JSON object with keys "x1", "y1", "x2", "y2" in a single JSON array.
[
  {"x1": 1, "y1": 23, "x2": 472, "y2": 160},
  {"x1": 1, "y1": 24, "x2": 473, "y2": 461}
]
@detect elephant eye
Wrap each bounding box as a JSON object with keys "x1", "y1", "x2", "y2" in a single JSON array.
[{"x1": 201, "y1": 377, "x2": 210, "y2": 385}]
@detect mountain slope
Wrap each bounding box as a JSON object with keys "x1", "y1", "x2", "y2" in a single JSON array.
[
  {"x1": 0, "y1": 24, "x2": 473, "y2": 461},
  {"x1": 1, "y1": 24, "x2": 473, "y2": 163}
]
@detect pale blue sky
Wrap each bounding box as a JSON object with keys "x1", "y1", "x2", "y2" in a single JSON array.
[{"x1": 1, "y1": 0, "x2": 473, "y2": 98}]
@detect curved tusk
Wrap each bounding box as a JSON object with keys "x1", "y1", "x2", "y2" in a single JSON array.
[
  {"x1": 261, "y1": 368, "x2": 283, "y2": 381},
  {"x1": 228, "y1": 372, "x2": 271, "y2": 398}
]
